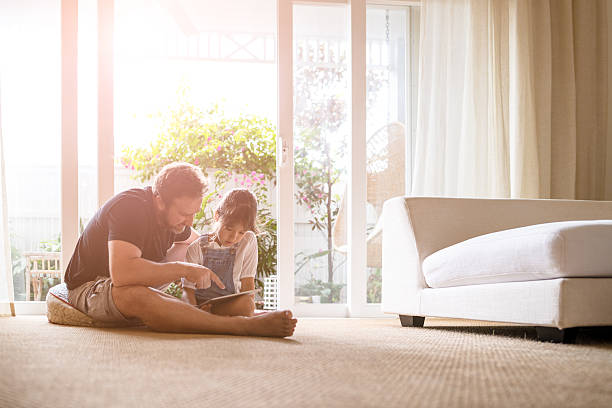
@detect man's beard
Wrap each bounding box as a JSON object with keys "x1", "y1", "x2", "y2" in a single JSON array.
[{"x1": 158, "y1": 208, "x2": 186, "y2": 234}]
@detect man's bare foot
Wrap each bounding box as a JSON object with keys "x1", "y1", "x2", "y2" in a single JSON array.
[{"x1": 245, "y1": 310, "x2": 297, "y2": 338}]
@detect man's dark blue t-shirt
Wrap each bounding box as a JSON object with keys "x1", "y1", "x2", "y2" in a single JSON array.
[{"x1": 64, "y1": 187, "x2": 191, "y2": 290}]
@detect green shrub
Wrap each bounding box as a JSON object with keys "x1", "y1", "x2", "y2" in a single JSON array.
[{"x1": 120, "y1": 89, "x2": 278, "y2": 287}]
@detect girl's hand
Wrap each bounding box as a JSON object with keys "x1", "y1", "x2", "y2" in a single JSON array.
[{"x1": 199, "y1": 304, "x2": 213, "y2": 313}]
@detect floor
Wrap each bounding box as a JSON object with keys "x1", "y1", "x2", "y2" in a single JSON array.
[{"x1": 1, "y1": 316, "x2": 611, "y2": 408}]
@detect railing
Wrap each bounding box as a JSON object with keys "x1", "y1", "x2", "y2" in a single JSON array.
[
  {"x1": 24, "y1": 252, "x2": 62, "y2": 301},
  {"x1": 117, "y1": 28, "x2": 396, "y2": 68}
]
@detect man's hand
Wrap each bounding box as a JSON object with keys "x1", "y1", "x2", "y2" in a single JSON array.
[{"x1": 177, "y1": 262, "x2": 225, "y2": 290}]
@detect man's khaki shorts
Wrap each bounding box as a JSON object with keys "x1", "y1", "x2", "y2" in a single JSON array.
[{"x1": 68, "y1": 276, "x2": 143, "y2": 327}]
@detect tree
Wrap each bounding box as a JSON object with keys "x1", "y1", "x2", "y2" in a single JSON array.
[
  {"x1": 120, "y1": 88, "x2": 277, "y2": 289},
  {"x1": 294, "y1": 130, "x2": 343, "y2": 284},
  {"x1": 293, "y1": 42, "x2": 347, "y2": 285},
  {"x1": 293, "y1": 41, "x2": 386, "y2": 286}
]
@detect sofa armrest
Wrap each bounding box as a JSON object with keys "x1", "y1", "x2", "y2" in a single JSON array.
[
  {"x1": 381, "y1": 196, "x2": 612, "y2": 315},
  {"x1": 381, "y1": 197, "x2": 427, "y2": 314}
]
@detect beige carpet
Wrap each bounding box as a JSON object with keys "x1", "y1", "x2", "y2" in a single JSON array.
[{"x1": 1, "y1": 316, "x2": 611, "y2": 408}]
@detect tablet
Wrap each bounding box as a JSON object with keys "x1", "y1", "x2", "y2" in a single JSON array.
[{"x1": 197, "y1": 288, "x2": 260, "y2": 307}]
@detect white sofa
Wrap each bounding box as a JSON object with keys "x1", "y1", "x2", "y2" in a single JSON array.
[{"x1": 381, "y1": 197, "x2": 612, "y2": 343}]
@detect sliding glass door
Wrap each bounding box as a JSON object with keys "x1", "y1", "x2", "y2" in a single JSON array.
[
  {"x1": 294, "y1": 2, "x2": 349, "y2": 312},
  {"x1": 277, "y1": 0, "x2": 418, "y2": 316},
  {"x1": 0, "y1": 0, "x2": 417, "y2": 316},
  {"x1": 363, "y1": 5, "x2": 419, "y2": 307},
  {"x1": 112, "y1": 0, "x2": 279, "y2": 302}
]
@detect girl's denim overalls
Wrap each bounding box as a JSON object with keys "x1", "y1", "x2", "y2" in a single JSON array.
[{"x1": 194, "y1": 234, "x2": 237, "y2": 303}]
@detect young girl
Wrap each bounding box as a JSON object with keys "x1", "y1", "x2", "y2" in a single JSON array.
[{"x1": 183, "y1": 188, "x2": 259, "y2": 317}]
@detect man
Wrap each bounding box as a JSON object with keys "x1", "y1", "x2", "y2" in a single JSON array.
[{"x1": 65, "y1": 162, "x2": 297, "y2": 337}]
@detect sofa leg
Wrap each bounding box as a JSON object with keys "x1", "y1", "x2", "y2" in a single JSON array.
[
  {"x1": 399, "y1": 315, "x2": 425, "y2": 327},
  {"x1": 535, "y1": 327, "x2": 578, "y2": 344}
]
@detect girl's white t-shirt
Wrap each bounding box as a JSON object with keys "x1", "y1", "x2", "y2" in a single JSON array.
[{"x1": 185, "y1": 231, "x2": 258, "y2": 293}]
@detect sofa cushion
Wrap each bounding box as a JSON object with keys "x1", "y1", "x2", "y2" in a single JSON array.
[{"x1": 422, "y1": 220, "x2": 612, "y2": 288}]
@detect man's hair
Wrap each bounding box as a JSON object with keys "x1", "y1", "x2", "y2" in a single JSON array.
[{"x1": 152, "y1": 162, "x2": 207, "y2": 203}]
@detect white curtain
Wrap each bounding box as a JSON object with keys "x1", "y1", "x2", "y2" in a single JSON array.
[
  {"x1": 0, "y1": 78, "x2": 15, "y2": 316},
  {"x1": 412, "y1": 0, "x2": 608, "y2": 199}
]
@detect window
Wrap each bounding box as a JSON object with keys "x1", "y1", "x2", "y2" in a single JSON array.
[
  {"x1": 364, "y1": 5, "x2": 419, "y2": 303},
  {"x1": 0, "y1": 0, "x2": 419, "y2": 315},
  {"x1": 113, "y1": 0, "x2": 279, "y2": 295},
  {"x1": 277, "y1": 0, "x2": 419, "y2": 315},
  {"x1": 293, "y1": 3, "x2": 349, "y2": 305},
  {"x1": 0, "y1": 0, "x2": 62, "y2": 303}
]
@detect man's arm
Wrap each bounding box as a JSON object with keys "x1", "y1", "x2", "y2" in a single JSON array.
[
  {"x1": 109, "y1": 239, "x2": 223, "y2": 289},
  {"x1": 165, "y1": 227, "x2": 199, "y2": 262}
]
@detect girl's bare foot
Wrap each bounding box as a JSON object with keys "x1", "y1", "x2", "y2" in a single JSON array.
[{"x1": 245, "y1": 310, "x2": 297, "y2": 338}]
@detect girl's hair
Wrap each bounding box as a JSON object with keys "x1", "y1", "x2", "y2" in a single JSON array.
[{"x1": 214, "y1": 188, "x2": 259, "y2": 234}]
